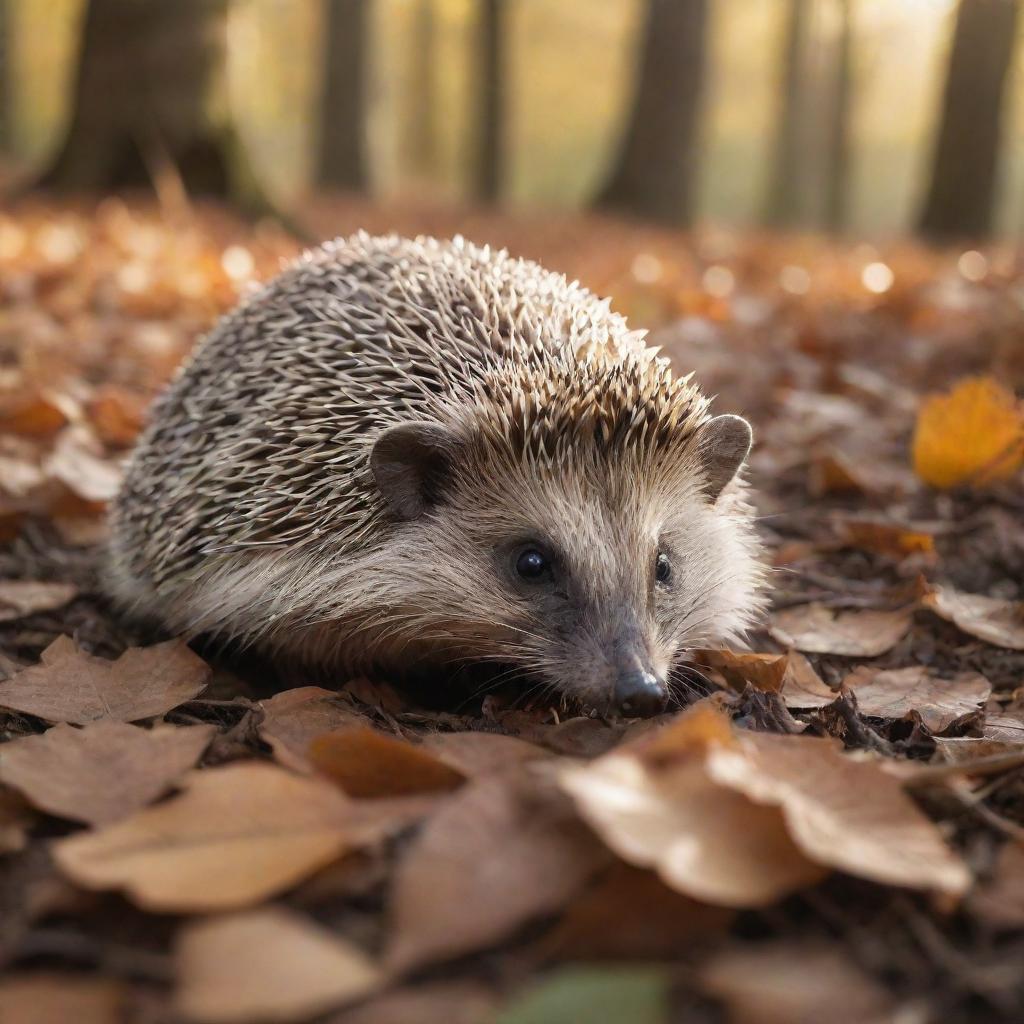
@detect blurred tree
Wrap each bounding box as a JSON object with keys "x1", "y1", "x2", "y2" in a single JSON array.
[
  {"x1": 405, "y1": 0, "x2": 439, "y2": 188},
  {"x1": 919, "y1": 0, "x2": 1020, "y2": 240},
  {"x1": 594, "y1": 0, "x2": 708, "y2": 226},
  {"x1": 476, "y1": 0, "x2": 504, "y2": 202},
  {"x1": 763, "y1": 0, "x2": 808, "y2": 227},
  {"x1": 35, "y1": 0, "x2": 260, "y2": 202},
  {"x1": 824, "y1": 0, "x2": 853, "y2": 232},
  {"x1": 317, "y1": 0, "x2": 367, "y2": 190}
]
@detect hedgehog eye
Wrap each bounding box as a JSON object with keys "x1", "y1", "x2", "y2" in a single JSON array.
[
  {"x1": 655, "y1": 552, "x2": 672, "y2": 585},
  {"x1": 515, "y1": 548, "x2": 550, "y2": 581}
]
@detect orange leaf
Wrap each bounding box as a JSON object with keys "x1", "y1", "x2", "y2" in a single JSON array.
[{"x1": 912, "y1": 377, "x2": 1024, "y2": 489}]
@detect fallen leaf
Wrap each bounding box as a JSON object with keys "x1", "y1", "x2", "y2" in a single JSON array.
[
  {"x1": 0, "y1": 581, "x2": 77, "y2": 622},
  {"x1": 385, "y1": 772, "x2": 608, "y2": 972},
  {"x1": 969, "y1": 841, "x2": 1024, "y2": 931},
  {"x1": 419, "y1": 730, "x2": 549, "y2": 777},
  {"x1": 562, "y1": 704, "x2": 969, "y2": 906},
  {"x1": 933, "y1": 737, "x2": 1023, "y2": 764},
  {"x1": 841, "y1": 665, "x2": 990, "y2": 732},
  {"x1": 494, "y1": 966, "x2": 670, "y2": 1024},
  {"x1": 839, "y1": 519, "x2": 936, "y2": 560},
  {"x1": 54, "y1": 761, "x2": 382, "y2": 911},
  {"x1": 175, "y1": 906, "x2": 381, "y2": 1024},
  {"x1": 561, "y1": 711, "x2": 824, "y2": 907},
  {"x1": 87, "y1": 386, "x2": 148, "y2": 448},
  {"x1": 769, "y1": 603, "x2": 913, "y2": 657},
  {"x1": 923, "y1": 584, "x2": 1024, "y2": 650},
  {"x1": 309, "y1": 726, "x2": 465, "y2": 798},
  {"x1": 0, "y1": 392, "x2": 68, "y2": 439},
  {"x1": 259, "y1": 686, "x2": 365, "y2": 772},
  {"x1": 912, "y1": 376, "x2": 1024, "y2": 489},
  {"x1": 330, "y1": 982, "x2": 496, "y2": 1024},
  {"x1": 0, "y1": 786, "x2": 33, "y2": 853},
  {"x1": 45, "y1": 426, "x2": 122, "y2": 503},
  {"x1": 0, "y1": 974, "x2": 126, "y2": 1024},
  {"x1": 693, "y1": 649, "x2": 836, "y2": 709},
  {"x1": 700, "y1": 943, "x2": 894, "y2": 1024},
  {"x1": 0, "y1": 635, "x2": 210, "y2": 724},
  {"x1": 982, "y1": 710, "x2": 1024, "y2": 744},
  {"x1": 541, "y1": 862, "x2": 732, "y2": 960},
  {"x1": 0, "y1": 721, "x2": 214, "y2": 825}
]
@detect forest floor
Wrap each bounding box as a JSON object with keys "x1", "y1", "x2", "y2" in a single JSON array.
[{"x1": 1, "y1": 195, "x2": 1024, "y2": 1024}]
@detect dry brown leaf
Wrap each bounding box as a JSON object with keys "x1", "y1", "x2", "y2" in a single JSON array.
[
  {"x1": 175, "y1": 906, "x2": 381, "y2": 1024},
  {"x1": 541, "y1": 862, "x2": 733, "y2": 960},
  {"x1": 87, "y1": 386, "x2": 148, "y2": 448},
  {"x1": 969, "y1": 841, "x2": 1024, "y2": 931},
  {"x1": 839, "y1": 519, "x2": 936, "y2": 560},
  {"x1": 841, "y1": 665, "x2": 990, "y2": 732},
  {"x1": 0, "y1": 786, "x2": 33, "y2": 854},
  {"x1": 923, "y1": 584, "x2": 1024, "y2": 651},
  {"x1": 385, "y1": 772, "x2": 607, "y2": 972},
  {"x1": 259, "y1": 686, "x2": 365, "y2": 772},
  {"x1": 693, "y1": 649, "x2": 836, "y2": 709},
  {"x1": 53, "y1": 762, "x2": 368, "y2": 911},
  {"x1": 933, "y1": 737, "x2": 1023, "y2": 764},
  {"x1": 329, "y1": 981, "x2": 496, "y2": 1024},
  {"x1": 769, "y1": 603, "x2": 913, "y2": 657},
  {"x1": 700, "y1": 943, "x2": 894, "y2": 1024},
  {"x1": 912, "y1": 376, "x2": 1024, "y2": 489},
  {"x1": 561, "y1": 710, "x2": 824, "y2": 907},
  {"x1": 0, "y1": 392, "x2": 69, "y2": 439},
  {"x1": 309, "y1": 726, "x2": 466, "y2": 798},
  {"x1": 562, "y1": 704, "x2": 969, "y2": 905},
  {"x1": 0, "y1": 581, "x2": 77, "y2": 622},
  {"x1": 419, "y1": 730, "x2": 549, "y2": 777},
  {"x1": 0, "y1": 635, "x2": 210, "y2": 724},
  {"x1": 0, "y1": 974, "x2": 126, "y2": 1024},
  {"x1": 982, "y1": 710, "x2": 1024, "y2": 744},
  {"x1": 0, "y1": 721, "x2": 214, "y2": 825},
  {"x1": 45, "y1": 426, "x2": 122, "y2": 503}
]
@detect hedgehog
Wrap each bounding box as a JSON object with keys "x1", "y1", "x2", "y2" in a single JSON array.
[{"x1": 107, "y1": 234, "x2": 765, "y2": 717}]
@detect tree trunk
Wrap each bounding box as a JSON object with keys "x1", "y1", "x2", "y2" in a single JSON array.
[
  {"x1": 36, "y1": 0, "x2": 247, "y2": 198},
  {"x1": 0, "y1": 1, "x2": 11, "y2": 154},
  {"x1": 594, "y1": 0, "x2": 708, "y2": 226},
  {"x1": 317, "y1": 0, "x2": 368, "y2": 190},
  {"x1": 824, "y1": 0, "x2": 853, "y2": 232},
  {"x1": 476, "y1": 0, "x2": 504, "y2": 202},
  {"x1": 405, "y1": 0, "x2": 439, "y2": 188},
  {"x1": 762, "y1": 0, "x2": 808, "y2": 227},
  {"x1": 918, "y1": 0, "x2": 1020, "y2": 241}
]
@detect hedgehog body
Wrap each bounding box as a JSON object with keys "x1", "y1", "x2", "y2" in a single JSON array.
[{"x1": 108, "y1": 234, "x2": 764, "y2": 716}]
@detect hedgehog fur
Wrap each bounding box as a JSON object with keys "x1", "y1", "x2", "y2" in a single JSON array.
[{"x1": 108, "y1": 234, "x2": 765, "y2": 716}]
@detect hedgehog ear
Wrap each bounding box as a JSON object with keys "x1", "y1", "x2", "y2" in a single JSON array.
[
  {"x1": 371, "y1": 421, "x2": 463, "y2": 521},
  {"x1": 696, "y1": 414, "x2": 752, "y2": 501}
]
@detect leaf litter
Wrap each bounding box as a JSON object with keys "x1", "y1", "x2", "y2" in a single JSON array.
[{"x1": 2, "y1": 199, "x2": 1024, "y2": 1021}]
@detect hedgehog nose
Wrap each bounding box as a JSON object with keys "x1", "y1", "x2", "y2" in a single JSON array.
[{"x1": 614, "y1": 669, "x2": 666, "y2": 718}]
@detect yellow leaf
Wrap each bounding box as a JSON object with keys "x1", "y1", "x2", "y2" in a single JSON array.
[{"x1": 912, "y1": 377, "x2": 1024, "y2": 489}]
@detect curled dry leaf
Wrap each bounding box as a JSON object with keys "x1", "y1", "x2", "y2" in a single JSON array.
[
  {"x1": 309, "y1": 726, "x2": 466, "y2": 798},
  {"x1": 385, "y1": 772, "x2": 608, "y2": 973},
  {"x1": 693, "y1": 649, "x2": 836, "y2": 709},
  {"x1": 0, "y1": 635, "x2": 211, "y2": 724},
  {"x1": 700, "y1": 943, "x2": 894, "y2": 1024},
  {"x1": 175, "y1": 906, "x2": 381, "y2": 1024},
  {"x1": 561, "y1": 704, "x2": 970, "y2": 907},
  {"x1": 0, "y1": 721, "x2": 215, "y2": 825},
  {"x1": 0, "y1": 580, "x2": 77, "y2": 622},
  {"x1": 54, "y1": 761, "x2": 380, "y2": 912},
  {"x1": 769, "y1": 603, "x2": 913, "y2": 657},
  {"x1": 912, "y1": 376, "x2": 1024, "y2": 490},
  {"x1": 258, "y1": 686, "x2": 365, "y2": 773},
  {"x1": 923, "y1": 584, "x2": 1024, "y2": 651},
  {"x1": 841, "y1": 665, "x2": 990, "y2": 732},
  {"x1": 0, "y1": 973, "x2": 126, "y2": 1024}
]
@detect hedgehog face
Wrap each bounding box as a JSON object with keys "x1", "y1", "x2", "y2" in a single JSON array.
[{"x1": 370, "y1": 414, "x2": 763, "y2": 718}]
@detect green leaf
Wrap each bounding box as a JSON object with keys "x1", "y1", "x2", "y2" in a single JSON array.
[{"x1": 496, "y1": 966, "x2": 670, "y2": 1024}]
